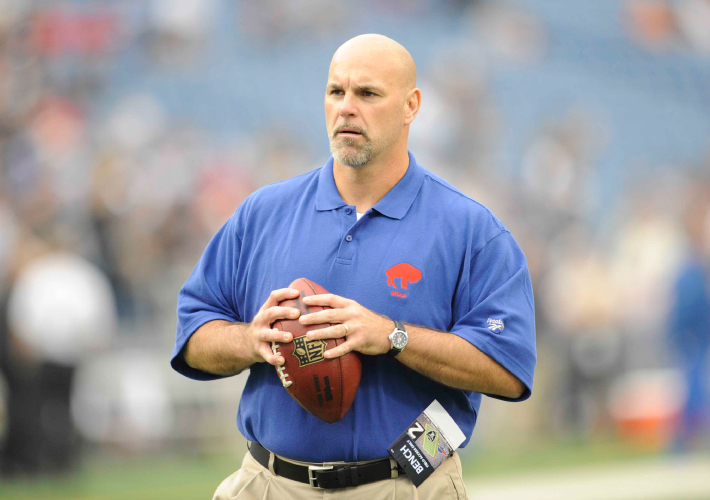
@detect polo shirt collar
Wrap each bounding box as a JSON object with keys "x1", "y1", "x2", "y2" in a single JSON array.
[
  {"x1": 315, "y1": 151, "x2": 425, "y2": 220},
  {"x1": 372, "y1": 152, "x2": 425, "y2": 220},
  {"x1": 315, "y1": 157, "x2": 348, "y2": 211}
]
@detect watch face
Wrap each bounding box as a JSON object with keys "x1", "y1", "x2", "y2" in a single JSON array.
[{"x1": 391, "y1": 331, "x2": 407, "y2": 349}]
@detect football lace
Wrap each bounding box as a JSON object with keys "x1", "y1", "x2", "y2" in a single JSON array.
[{"x1": 271, "y1": 341, "x2": 292, "y2": 388}]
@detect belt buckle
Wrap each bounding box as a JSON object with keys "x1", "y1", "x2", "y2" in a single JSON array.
[{"x1": 308, "y1": 465, "x2": 333, "y2": 488}]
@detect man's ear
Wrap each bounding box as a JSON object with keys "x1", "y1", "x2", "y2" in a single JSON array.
[{"x1": 403, "y1": 88, "x2": 421, "y2": 126}]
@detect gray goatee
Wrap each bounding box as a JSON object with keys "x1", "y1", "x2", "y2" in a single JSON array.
[{"x1": 330, "y1": 127, "x2": 372, "y2": 168}]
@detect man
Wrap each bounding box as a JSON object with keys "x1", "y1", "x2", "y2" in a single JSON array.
[
  {"x1": 668, "y1": 194, "x2": 710, "y2": 451},
  {"x1": 172, "y1": 34, "x2": 536, "y2": 499}
]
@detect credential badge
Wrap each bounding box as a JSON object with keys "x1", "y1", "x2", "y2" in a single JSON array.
[{"x1": 292, "y1": 336, "x2": 328, "y2": 367}]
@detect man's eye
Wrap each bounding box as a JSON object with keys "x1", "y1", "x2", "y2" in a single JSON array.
[
  {"x1": 362, "y1": 91, "x2": 375, "y2": 97},
  {"x1": 331, "y1": 89, "x2": 344, "y2": 95}
]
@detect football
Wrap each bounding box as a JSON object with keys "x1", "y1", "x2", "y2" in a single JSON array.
[{"x1": 271, "y1": 278, "x2": 362, "y2": 423}]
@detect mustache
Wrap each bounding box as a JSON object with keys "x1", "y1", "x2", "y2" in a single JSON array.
[{"x1": 332, "y1": 125, "x2": 368, "y2": 139}]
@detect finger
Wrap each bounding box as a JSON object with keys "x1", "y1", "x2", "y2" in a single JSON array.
[
  {"x1": 258, "y1": 343, "x2": 284, "y2": 366},
  {"x1": 324, "y1": 340, "x2": 354, "y2": 359},
  {"x1": 299, "y1": 308, "x2": 342, "y2": 325},
  {"x1": 262, "y1": 306, "x2": 301, "y2": 326},
  {"x1": 260, "y1": 288, "x2": 300, "y2": 312},
  {"x1": 306, "y1": 324, "x2": 347, "y2": 341},
  {"x1": 301, "y1": 293, "x2": 350, "y2": 308},
  {"x1": 257, "y1": 328, "x2": 293, "y2": 344}
]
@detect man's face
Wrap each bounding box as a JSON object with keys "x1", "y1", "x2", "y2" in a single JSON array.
[{"x1": 325, "y1": 58, "x2": 406, "y2": 168}]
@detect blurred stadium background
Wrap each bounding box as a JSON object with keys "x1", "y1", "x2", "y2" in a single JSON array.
[{"x1": 1, "y1": 0, "x2": 709, "y2": 498}]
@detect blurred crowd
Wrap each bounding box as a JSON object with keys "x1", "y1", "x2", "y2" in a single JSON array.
[{"x1": 0, "y1": 0, "x2": 708, "y2": 477}]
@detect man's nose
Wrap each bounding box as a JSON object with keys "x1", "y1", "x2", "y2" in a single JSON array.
[{"x1": 339, "y1": 92, "x2": 358, "y2": 118}]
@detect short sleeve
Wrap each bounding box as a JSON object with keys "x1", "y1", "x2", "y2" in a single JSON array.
[
  {"x1": 171, "y1": 210, "x2": 243, "y2": 380},
  {"x1": 450, "y1": 230, "x2": 536, "y2": 402}
]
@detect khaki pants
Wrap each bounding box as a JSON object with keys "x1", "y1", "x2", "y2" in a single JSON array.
[{"x1": 213, "y1": 449, "x2": 468, "y2": 500}]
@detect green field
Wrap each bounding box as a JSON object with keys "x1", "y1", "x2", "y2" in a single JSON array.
[
  {"x1": 461, "y1": 437, "x2": 659, "y2": 478},
  {"x1": 0, "y1": 440, "x2": 661, "y2": 500},
  {"x1": 0, "y1": 453, "x2": 240, "y2": 500}
]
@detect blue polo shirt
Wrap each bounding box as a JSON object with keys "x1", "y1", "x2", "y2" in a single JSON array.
[{"x1": 172, "y1": 152, "x2": 536, "y2": 462}]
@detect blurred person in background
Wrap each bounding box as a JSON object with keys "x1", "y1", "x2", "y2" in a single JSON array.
[
  {"x1": 541, "y1": 225, "x2": 622, "y2": 438},
  {"x1": 667, "y1": 186, "x2": 710, "y2": 451},
  {"x1": 0, "y1": 248, "x2": 116, "y2": 476}
]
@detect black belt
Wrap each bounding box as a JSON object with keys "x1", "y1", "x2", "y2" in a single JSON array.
[{"x1": 249, "y1": 441, "x2": 399, "y2": 489}]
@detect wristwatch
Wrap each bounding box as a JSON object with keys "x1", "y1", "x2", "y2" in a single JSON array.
[{"x1": 387, "y1": 320, "x2": 408, "y2": 357}]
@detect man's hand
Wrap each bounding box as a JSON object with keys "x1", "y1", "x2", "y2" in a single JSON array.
[
  {"x1": 299, "y1": 294, "x2": 392, "y2": 358},
  {"x1": 184, "y1": 288, "x2": 302, "y2": 376},
  {"x1": 248, "y1": 288, "x2": 301, "y2": 366}
]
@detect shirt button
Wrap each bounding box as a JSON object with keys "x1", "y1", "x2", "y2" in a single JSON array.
[
  {"x1": 345, "y1": 234, "x2": 353, "y2": 242},
  {"x1": 345, "y1": 208, "x2": 352, "y2": 215}
]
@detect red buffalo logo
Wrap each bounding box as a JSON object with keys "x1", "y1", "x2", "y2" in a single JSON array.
[{"x1": 385, "y1": 263, "x2": 422, "y2": 298}]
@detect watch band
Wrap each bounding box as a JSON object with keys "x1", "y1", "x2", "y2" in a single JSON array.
[{"x1": 387, "y1": 320, "x2": 407, "y2": 357}]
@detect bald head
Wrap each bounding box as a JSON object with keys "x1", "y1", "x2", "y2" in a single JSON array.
[{"x1": 330, "y1": 34, "x2": 416, "y2": 93}]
